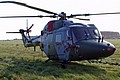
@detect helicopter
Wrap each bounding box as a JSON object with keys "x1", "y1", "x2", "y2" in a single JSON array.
[{"x1": 0, "y1": 1, "x2": 118, "y2": 64}]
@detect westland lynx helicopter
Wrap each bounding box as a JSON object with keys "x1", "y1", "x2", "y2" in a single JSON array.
[{"x1": 0, "y1": 1, "x2": 118, "y2": 64}]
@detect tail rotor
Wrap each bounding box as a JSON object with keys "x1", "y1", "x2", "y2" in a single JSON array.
[
  {"x1": 26, "y1": 24, "x2": 34, "y2": 39},
  {"x1": 6, "y1": 23, "x2": 34, "y2": 40}
]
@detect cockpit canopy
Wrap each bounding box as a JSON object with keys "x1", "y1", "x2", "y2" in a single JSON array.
[
  {"x1": 70, "y1": 24, "x2": 102, "y2": 42},
  {"x1": 42, "y1": 20, "x2": 102, "y2": 42}
]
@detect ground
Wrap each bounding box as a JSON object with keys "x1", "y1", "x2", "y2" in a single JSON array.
[{"x1": 0, "y1": 39, "x2": 120, "y2": 80}]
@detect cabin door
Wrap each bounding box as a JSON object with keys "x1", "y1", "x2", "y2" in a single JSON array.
[{"x1": 55, "y1": 32, "x2": 67, "y2": 60}]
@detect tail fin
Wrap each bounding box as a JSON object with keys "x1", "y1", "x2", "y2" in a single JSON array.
[
  {"x1": 6, "y1": 29, "x2": 41, "y2": 51},
  {"x1": 19, "y1": 29, "x2": 41, "y2": 51}
]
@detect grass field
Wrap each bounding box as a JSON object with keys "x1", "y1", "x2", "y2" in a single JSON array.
[{"x1": 0, "y1": 39, "x2": 120, "y2": 80}]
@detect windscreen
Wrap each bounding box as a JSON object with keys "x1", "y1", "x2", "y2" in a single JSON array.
[
  {"x1": 71, "y1": 27, "x2": 101, "y2": 41},
  {"x1": 88, "y1": 29, "x2": 101, "y2": 39}
]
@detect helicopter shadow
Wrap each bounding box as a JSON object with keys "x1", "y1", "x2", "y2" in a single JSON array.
[{"x1": 0, "y1": 57, "x2": 106, "y2": 79}]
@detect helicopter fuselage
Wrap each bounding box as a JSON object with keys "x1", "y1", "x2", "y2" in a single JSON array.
[
  {"x1": 0, "y1": 1, "x2": 118, "y2": 63},
  {"x1": 40, "y1": 20, "x2": 116, "y2": 61}
]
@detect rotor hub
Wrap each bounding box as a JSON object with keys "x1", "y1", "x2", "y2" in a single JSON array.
[{"x1": 59, "y1": 12, "x2": 67, "y2": 20}]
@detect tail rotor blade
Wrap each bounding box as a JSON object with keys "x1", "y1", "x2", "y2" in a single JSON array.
[{"x1": 28, "y1": 24, "x2": 34, "y2": 30}]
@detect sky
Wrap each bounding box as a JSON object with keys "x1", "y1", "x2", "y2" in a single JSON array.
[{"x1": 0, "y1": 0, "x2": 120, "y2": 40}]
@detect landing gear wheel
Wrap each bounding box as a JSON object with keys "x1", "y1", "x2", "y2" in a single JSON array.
[{"x1": 60, "y1": 63, "x2": 66, "y2": 69}]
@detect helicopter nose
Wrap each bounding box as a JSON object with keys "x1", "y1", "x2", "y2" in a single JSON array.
[
  {"x1": 93, "y1": 43, "x2": 116, "y2": 58},
  {"x1": 101, "y1": 43, "x2": 116, "y2": 57},
  {"x1": 76, "y1": 40, "x2": 116, "y2": 60},
  {"x1": 93, "y1": 42, "x2": 116, "y2": 58}
]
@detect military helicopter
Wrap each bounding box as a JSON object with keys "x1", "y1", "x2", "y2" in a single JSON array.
[{"x1": 0, "y1": 1, "x2": 118, "y2": 64}]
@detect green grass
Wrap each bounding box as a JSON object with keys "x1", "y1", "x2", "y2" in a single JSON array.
[{"x1": 0, "y1": 40, "x2": 120, "y2": 80}]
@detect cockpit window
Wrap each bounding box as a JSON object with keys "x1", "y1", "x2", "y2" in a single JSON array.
[
  {"x1": 71, "y1": 27, "x2": 91, "y2": 41},
  {"x1": 71, "y1": 27, "x2": 101, "y2": 41},
  {"x1": 88, "y1": 29, "x2": 100, "y2": 39}
]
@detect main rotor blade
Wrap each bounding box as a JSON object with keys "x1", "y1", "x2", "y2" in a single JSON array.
[
  {"x1": 86, "y1": 12, "x2": 120, "y2": 16},
  {"x1": 68, "y1": 12, "x2": 120, "y2": 18},
  {"x1": 73, "y1": 18, "x2": 90, "y2": 21},
  {"x1": 6, "y1": 32, "x2": 20, "y2": 33},
  {"x1": 0, "y1": 15, "x2": 56, "y2": 18},
  {"x1": 0, "y1": 1, "x2": 58, "y2": 15}
]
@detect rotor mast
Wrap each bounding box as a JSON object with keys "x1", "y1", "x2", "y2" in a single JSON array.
[{"x1": 59, "y1": 12, "x2": 67, "y2": 20}]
